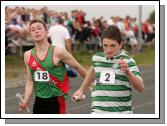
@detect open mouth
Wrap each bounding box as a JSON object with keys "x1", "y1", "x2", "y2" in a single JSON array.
[
  {"x1": 108, "y1": 53, "x2": 112, "y2": 55},
  {"x1": 106, "y1": 53, "x2": 114, "y2": 58},
  {"x1": 35, "y1": 35, "x2": 41, "y2": 38}
]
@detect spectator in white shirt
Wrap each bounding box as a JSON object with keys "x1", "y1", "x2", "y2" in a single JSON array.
[{"x1": 48, "y1": 17, "x2": 72, "y2": 53}]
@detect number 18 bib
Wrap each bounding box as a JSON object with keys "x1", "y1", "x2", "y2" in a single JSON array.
[{"x1": 34, "y1": 71, "x2": 50, "y2": 82}]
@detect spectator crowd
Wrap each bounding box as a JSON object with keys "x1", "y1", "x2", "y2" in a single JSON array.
[{"x1": 5, "y1": 6, "x2": 155, "y2": 55}]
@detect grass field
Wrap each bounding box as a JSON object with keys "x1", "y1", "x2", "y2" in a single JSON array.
[
  {"x1": 131, "y1": 46, "x2": 155, "y2": 65},
  {"x1": 5, "y1": 46, "x2": 155, "y2": 79}
]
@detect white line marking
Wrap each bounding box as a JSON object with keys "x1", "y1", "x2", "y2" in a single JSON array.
[{"x1": 134, "y1": 100, "x2": 154, "y2": 109}]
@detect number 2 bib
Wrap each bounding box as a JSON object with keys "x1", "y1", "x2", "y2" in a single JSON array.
[
  {"x1": 99, "y1": 70, "x2": 115, "y2": 84},
  {"x1": 34, "y1": 71, "x2": 50, "y2": 82}
]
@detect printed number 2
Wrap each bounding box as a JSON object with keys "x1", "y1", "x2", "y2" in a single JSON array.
[{"x1": 105, "y1": 73, "x2": 110, "y2": 82}]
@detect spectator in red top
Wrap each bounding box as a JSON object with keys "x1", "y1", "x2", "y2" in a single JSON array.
[{"x1": 142, "y1": 20, "x2": 149, "y2": 42}]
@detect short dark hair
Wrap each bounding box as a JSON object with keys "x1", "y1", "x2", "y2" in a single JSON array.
[
  {"x1": 29, "y1": 19, "x2": 47, "y2": 31},
  {"x1": 58, "y1": 17, "x2": 64, "y2": 24},
  {"x1": 102, "y1": 25, "x2": 122, "y2": 44}
]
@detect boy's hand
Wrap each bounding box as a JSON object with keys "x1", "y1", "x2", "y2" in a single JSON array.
[
  {"x1": 72, "y1": 89, "x2": 84, "y2": 102},
  {"x1": 118, "y1": 58, "x2": 130, "y2": 75},
  {"x1": 19, "y1": 101, "x2": 28, "y2": 112}
]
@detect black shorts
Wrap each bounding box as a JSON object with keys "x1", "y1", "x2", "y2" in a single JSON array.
[{"x1": 33, "y1": 96, "x2": 66, "y2": 114}]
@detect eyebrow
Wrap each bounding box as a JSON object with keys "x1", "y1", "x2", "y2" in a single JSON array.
[
  {"x1": 30, "y1": 25, "x2": 42, "y2": 30},
  {"x1": 104, "y1": 43, "x2": 116, "y2": 46}
]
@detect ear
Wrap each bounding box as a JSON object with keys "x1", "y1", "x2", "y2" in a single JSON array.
[{"x1": 119, "y1": 41, "x2": 123, "y2": 49}]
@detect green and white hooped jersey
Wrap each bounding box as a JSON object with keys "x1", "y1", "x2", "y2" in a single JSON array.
[{"x1": 91, "y1": 52, "x2": 142, "y2": 114}]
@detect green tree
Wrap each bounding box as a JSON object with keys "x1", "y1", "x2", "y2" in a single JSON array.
[{"x1": 147, "y1": 10, "x2": 155, "y2": 24}]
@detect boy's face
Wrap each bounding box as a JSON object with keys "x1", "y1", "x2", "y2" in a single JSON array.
[
  {"x1": 29, "y1": 22, "x2": 48, "y2": 42},
  {"x1": 102, "y1": 38, "x2": 122, "y2": 58}
]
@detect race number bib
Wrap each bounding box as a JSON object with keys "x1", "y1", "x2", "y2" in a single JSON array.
[
  {"x1": 34, "y1": 71, "x2": 50, "y2": 82},
  {"x1": 99, "y1": 71, "x2": 115, "y2": 84}
]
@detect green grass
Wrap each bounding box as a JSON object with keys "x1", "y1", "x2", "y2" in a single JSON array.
[
  {"x1": 5, "y1": 55, "x2": 25, "y2": 67},
  {"x1": 130, "y1": 46, "x2": 155, "y2": 66},
  {"x1": 5, "y1": 55, "x2": 26, "y2": 79},
  {"x1": 73, "y1": 50, "x2": 94, "y2": 69},
  {"x1": 73, "y1": 46, "x2": 155, "y2": 68}
]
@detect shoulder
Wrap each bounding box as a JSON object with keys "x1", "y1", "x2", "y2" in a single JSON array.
[
  {"x1": 93, "y1": 52, "x2": 105, "y2": 57},
  {"x1": 61, "y1": 25, "x2": 69, "y2": 31},
  {"x1": 53, "y1": 46, "x2": 67, "y2": 58},
  {"x1": 24, "y1": 49, "x2": 31, "y2": 58},
  {"x1": 49, "y1": 25, "x2": 56, "y2": 29},
  {"x1": 119, "y1": 52, "x2": 131, "y2": 60},
  {"x1": 49, "y1": 25, "x2": 57, "y2": 32},
  {"x1": 24, "y1": 49, "x2": 32, "y2": 64},
  {"x1": 120, "y1": 53, "x2": 137, "y2": 64},
  {"x1": 92, "y1": 52, "x2": 105, "y2": 60}
]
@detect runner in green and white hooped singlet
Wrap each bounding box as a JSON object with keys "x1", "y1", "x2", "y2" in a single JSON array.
[
  {"x1": 72, "y1": 25, "x2": 144, "y2": 114},
  {"x1": 91, "y1": 51, "x2": 143, "y2": 114},
  {"x1": 29, "y1": 45, "x2": 68, "y2": 98}
]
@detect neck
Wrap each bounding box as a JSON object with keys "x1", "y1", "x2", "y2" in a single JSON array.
[
  {"x1": 35, "y1": 39, "x2": 50, "y2": 52},
  {"x1": 113, "y1": 51, "x2": 121, "y2": 58},
  {"x1": 105, "y1": 51, "x2": 121, "y2": 59}
]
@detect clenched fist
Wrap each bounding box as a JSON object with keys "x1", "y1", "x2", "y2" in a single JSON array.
[{"x1": 118, "y1": 58, "x2": 130, "y2": 75}]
